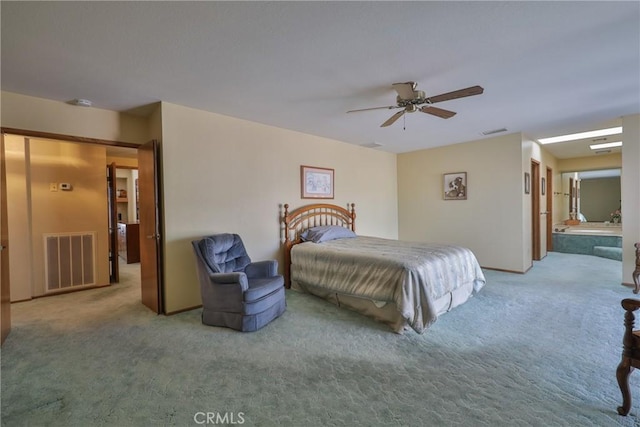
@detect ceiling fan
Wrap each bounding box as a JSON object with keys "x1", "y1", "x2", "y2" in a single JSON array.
[{"x1": 347, "y1": 82, "x2": 484, "y2": 127}]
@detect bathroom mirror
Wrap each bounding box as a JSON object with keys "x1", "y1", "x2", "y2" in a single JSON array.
[{"x1": 560, "y1": 169, "x2": 621, "y2": 222}]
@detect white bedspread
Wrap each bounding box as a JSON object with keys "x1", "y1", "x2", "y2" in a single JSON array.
[{"x1": 291, "y1": 236, "x2": 486, "y2": 333}]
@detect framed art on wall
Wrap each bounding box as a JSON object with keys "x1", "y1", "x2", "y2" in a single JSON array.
[
  {"x1": 443, "y1": 172, "x2": 467, "y2": 200},
  {"x1": 301, "y1": 165, "x2": 334, "y2": 199}
]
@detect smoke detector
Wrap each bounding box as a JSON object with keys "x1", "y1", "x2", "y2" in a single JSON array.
[{"x1": 72, "y1": 99, "x2": 92, "y2": 107}]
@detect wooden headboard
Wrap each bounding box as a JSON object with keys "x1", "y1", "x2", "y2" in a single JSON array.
[{"x1": 281, "y1": 203, "x2": 356, "y2": 288}]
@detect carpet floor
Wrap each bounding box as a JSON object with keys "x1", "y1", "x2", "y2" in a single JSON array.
[{"x1": 1, "y1": 252, "x2": 638, "y2": 426}]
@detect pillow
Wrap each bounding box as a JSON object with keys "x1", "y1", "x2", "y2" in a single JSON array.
[{"x1": 300, "y1": 225, "x2": 356, "y2": 243}]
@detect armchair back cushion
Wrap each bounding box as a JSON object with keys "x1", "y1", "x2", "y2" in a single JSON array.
[{"x1": 198, "y1": 233, "x2": 251, "y2": 273}]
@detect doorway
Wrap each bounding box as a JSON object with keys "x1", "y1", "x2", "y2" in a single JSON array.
[
  {"x1": 107, "y1": 162, "x2": 140, "y2": 284},
  {"x1": 0, "y1": 128, "x2": 163, "y2": 316}
]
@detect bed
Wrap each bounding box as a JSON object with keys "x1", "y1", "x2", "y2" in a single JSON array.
[{"x1": 281, "y1": 203, "x2": 486, "y2": 334}]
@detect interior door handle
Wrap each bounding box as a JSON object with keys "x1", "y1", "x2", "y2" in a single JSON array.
[{"x1": 146, "y1": 234, "x2": 160, "y2": 239}]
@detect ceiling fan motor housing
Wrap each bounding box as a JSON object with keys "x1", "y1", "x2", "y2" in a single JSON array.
[{"x1": 397, "y1": 90, "x2": 427, "y2": 108}]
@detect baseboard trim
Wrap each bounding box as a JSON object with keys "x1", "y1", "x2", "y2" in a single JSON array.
[
  {"x1": 29, "y1": 283, "x2": 111, "y2": 300},
  {"x1": 165, "y1": 304, "x2": 202, "y2": 316},
  {"x1": 481, "y1": 266, "x2": 528, "y2": 274}
]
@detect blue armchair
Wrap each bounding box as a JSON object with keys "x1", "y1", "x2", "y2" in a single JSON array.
[{"x1": 192, "y1": 233, "x2": 286, "y2": 331}]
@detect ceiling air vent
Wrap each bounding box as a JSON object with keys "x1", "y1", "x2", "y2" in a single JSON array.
[
  {"x1": 481, "y1": 128, "x2": 507, "y2": 136},
  {"x1": 594, "y1": 149, "x2": 611, "y2": 154},
  {"x1": 361, "y1": 142, "x2": 383, "y2": 148}
]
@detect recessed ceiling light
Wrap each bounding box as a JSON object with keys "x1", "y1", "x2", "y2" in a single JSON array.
[
  {"x1": 589, "y1": 141, "x2": 622, "y2": 150},
  {"x1": 538, "y1": 126, "x2": 622, "y2": 144}
]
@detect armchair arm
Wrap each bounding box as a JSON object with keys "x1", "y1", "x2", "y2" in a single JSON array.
[
  {"x1": 245, "y1": 260, "x2": 278, "y2": 279},
  {"x1": 210, "y1": 272, "x2": 248, "y2": 291}
]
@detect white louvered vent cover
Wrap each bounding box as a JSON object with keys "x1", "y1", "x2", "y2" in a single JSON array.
[{"x1": 44, "y1": 232, "x2": 96, "y2": 292}]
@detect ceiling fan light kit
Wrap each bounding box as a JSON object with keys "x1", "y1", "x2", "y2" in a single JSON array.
[{"x1": 347, "y1": 82, "x2": 484, "y2": 127}]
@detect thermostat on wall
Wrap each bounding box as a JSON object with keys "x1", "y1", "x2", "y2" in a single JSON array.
[{"x1": 60, "y1": 183, "x2": 73, "y2": 191}]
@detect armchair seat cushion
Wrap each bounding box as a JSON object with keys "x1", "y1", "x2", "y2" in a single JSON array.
[{"x1": 245, "y1": 276, "x2": 285, "y2": 302}]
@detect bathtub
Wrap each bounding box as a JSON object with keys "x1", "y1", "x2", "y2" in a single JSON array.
[{"x1": 552, "y1": 222, "x2": 622, "y2": 258}]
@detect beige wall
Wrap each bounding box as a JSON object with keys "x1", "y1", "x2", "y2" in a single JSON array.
[
  {"x1": 5, "y1": 135, "x2": 32, "y2": 301},
  {"x1": 148, "y1": 103, "x2": 163, "y2": 142},
  {"x1": 622, "y1": 114, "x2": 640, "y2": 286},
  {"x1": 557, "y1": 153, "x2": 622, "y2": 173},
  {"x1": 1, "y1": 91, "x2": 148, "y2": 144},
  {"x1": 6, "y1": 137, "x2": 110, "y2": 299},
  {"x1": 398, "y1": 133, "x2": 528, "y2": 272},
  {"x1": 160, "y1": 102, "x2": 398, "y2": 313}
]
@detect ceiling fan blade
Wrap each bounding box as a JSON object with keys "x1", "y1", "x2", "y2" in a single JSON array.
[
  {"x1": 347, "y1": 105, "x2": 398, "y2": 113},
  {"x1": 392, "y1": 82, "x2": 417, "y2": 99},
  {"x1": 426, "y1": 85, "x2": 484, "y2": 104},
  {"x1": 420, "y1": 106, "x2": 457, "y2": 119},
  {"x1": 380, "y1": 110, "x2": 405, "y2": 127}
]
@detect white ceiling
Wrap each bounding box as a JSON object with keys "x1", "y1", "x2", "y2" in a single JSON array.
[{"x1": 2, "y1": 2, "x2": 638, "y2": 157}]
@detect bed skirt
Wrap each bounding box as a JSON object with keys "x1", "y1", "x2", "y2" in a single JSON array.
[{"x1": 291, "y1": 279, "x2": 475, "y2": 334}]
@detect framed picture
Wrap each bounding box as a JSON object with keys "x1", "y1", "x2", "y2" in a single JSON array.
[
  {"x1": 301, "y1": 165, "x2": 334, "y2": 199},
  {"x1": 524, "y1": 172, "x2": 530, "y2": 194},
  {"x1": 541, "y1": 177, "x2": 546, "y2": 195},
  {"x1": 443, "y1": 172, "x2": 467, "y2": 200}
]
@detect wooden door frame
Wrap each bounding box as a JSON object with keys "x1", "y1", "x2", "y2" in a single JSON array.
[
  {"x1": 546, "y1": 167, "x2": 553, "y2": 252},
  {"x1": 1, "y1": 133, "x2": 11, "y2": 344},
  {"x1": 531, "y1": 160, "x2": 541, "y2": 261},
  {"x1": 107, "y1": 162, "x2": 119, "y2": 283}
]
